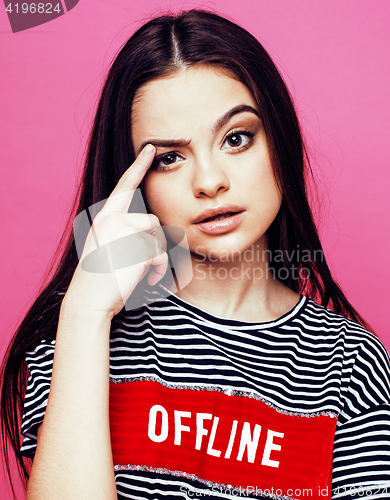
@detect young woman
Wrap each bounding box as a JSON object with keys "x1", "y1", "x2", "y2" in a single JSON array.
[{"x1": 2, "y1": 9, "x2": 390, "y2": 500}]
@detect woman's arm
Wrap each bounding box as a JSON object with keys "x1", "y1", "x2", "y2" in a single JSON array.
[
  {"x1": 27, "y1": 300, "x2": 116, "y2": 500},
  {"x1": 26, "y1": 144, "x2": 167, "y2": 499}
]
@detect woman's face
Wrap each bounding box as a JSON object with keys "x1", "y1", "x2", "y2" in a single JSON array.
[{"x1": 131, "y1": 65, "x2": 282, "y2": 260}]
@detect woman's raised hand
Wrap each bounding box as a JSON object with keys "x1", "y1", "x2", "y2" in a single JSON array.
[
  {"x1": 65, "y1": 144, "x2": 168, "y2": 319},
  {"x1": 26, "y1": 150, "x2": 165, "y2": 500}
]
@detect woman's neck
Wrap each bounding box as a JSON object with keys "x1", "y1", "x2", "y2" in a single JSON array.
[{"x1": 172, "y1": 245, "x2": 301, "y2": 323}]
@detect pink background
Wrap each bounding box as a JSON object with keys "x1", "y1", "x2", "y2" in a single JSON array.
[{"x1": 1, "y1": 0, "x2": 389, "y2": 497}]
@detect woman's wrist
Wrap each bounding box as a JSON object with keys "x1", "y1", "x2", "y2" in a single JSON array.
[{"x1": 60, "y1": 290, "x2": 114, "y2": 330}]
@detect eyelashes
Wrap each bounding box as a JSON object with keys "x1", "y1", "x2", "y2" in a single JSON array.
[
  {"x1": 222, "y1": 129, "x2": 255, "y2": 151},
  {"x1": 151, "y1": 128, "x2": 256, "y2": 172},
  {"x1": 151, "y1": 152, "x2": 184, "y2": 171}
]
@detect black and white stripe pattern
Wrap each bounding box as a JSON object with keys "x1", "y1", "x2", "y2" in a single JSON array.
[{"x1": 21, "y1": 286, "x2": 390, "y2": 499}]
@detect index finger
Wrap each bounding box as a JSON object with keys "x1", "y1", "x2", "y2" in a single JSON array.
[{"x1": 104, "y1": 144, "x2": 156, "y2": 213}]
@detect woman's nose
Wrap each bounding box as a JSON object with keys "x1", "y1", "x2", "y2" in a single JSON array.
[{"x1": 192, "y1": 154, "x2": 230, "y2": 198}]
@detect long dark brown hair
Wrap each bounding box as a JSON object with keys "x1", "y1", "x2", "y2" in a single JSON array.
[{"x1": 0, "y1": 9, "x2": 372, "y2": 496}]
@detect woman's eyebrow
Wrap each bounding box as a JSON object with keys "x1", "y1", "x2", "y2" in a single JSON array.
[
  {"x1": 212, "y1": 104, "x2": 260, "y2": 134},
  {"x1": 138, "y1": 138, "x2": 191, "y2": 154},
  {"x1": 136, "y1": 105, "x2": 260, "y2": 155}
]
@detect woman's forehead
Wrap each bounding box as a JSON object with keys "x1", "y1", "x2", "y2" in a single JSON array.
[{"x1": 131, "y1": 66, "x2": 258, "y2": 146}]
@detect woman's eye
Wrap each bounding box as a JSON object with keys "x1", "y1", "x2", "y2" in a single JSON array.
[
  {"x1": 222, "y1": 131, "x2": 254, "y2": 150},
  {"x1": 152, "y1": 152, "x2": 183, "y2": 171},
  {"x1": 161, "y1": 153, "x2": 177, "y2": 165}
]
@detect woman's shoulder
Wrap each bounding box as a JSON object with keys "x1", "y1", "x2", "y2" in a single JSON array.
[
  {"x1": 283, "y1": 297, "x2": 389, "y2": 379},
  {"x1": 302, "y1": 297, "x2": 387, "y2": 347},
  {"x1": 302, "y1": 297, "x2": 390, "y2": 382}
]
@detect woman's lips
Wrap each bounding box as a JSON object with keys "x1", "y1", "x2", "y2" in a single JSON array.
[{"x1": 194, "y1": 211, "x2": 245, "y2": 234}]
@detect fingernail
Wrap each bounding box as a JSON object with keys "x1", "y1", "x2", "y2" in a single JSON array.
[{"x1": 144, "y1": 144, "x2": 155, "y2": 155}]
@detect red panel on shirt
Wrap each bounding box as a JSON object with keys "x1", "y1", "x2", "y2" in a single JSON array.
[{"x1": 110, "y1": 380, "x2": 336, "y2": 499}]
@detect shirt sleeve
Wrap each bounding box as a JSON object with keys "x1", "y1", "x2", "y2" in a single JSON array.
[
  {"x1": 331, "y1": 332, "x2": 390, "y2": 499},
  {"x1": 20, "y1": 340, "x2": 55, "y2": 458},
  {"x1": 332, "y1": 404, "x2": 390, "y2": 499}
]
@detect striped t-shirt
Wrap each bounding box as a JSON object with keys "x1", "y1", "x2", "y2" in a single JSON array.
[{"x1": 21, "y1": 287, "x2": 390, "y2": 499}]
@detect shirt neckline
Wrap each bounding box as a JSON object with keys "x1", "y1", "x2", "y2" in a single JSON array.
[{"x1": 156, "y1": 284, "x2": 308, "y2": 330}]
